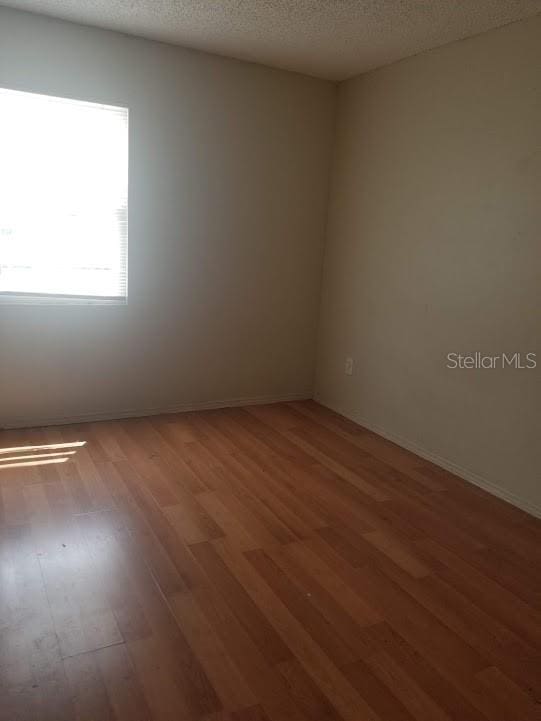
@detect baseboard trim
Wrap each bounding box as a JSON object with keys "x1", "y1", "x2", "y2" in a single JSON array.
[
  {"x1": 317, "y1": 398, "x2": 541, "y2": 521},
  {"x1": 1, "y1": 391, "x2": 312, "y2": 430}
]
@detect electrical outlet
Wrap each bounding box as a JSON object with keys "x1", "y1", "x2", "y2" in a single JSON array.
[{"x1": 345, "y1": 357, "x2": 354, "y2": 375}]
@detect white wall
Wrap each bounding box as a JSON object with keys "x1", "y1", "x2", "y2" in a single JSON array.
[
  {"x1": 316, "y1": 15, "x2": 541, "y2": 515},
  {"x1": 0, "y1": 7, "x2": 336, "y2": 426},
  {"x1": 2, "y1": 8, "x2": 539, "y2": 519}
]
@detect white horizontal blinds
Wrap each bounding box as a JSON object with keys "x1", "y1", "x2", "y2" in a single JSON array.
[{"x1": 0, "y1": 88, "x2": 128, "y2": 301}]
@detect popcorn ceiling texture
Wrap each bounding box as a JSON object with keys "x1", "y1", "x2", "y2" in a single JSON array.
[{"x1": 3, "y1": 0, "x2": 541, "y2": 79}]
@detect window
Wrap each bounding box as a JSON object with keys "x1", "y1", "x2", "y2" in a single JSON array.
[{"x1": 0, "y1": 88, "x2": 128, "y2": 304}]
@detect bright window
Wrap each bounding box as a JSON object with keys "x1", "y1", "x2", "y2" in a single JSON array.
[{"x1": 0, "y1": 88, "x2": 128, "y2": 304}]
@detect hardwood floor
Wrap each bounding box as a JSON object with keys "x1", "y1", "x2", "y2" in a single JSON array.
[{"x1": 1, "y1": 400, "x2": 540, "y2": 721}]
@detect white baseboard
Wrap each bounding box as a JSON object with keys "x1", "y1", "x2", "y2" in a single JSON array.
[
  {"x1": 317, "y1": 398, "x2": 541, "y2": 521},
  {"x1": 1, "y1": 391, "x2": 312, "y2": 430}
]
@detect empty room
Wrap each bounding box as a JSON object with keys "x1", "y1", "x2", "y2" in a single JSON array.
[{"x1": 0, "y1": 1, "x2": 540, "y2": 720}]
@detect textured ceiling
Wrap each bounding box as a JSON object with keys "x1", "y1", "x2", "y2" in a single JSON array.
[{"x1": 2, "y1": 0, "x2": 541, "y2": 80}]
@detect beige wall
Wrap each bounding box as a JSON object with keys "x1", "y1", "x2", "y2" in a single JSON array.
[
  {"x1": 1, "y1": 8, "x2": 539, "y2": 516},
  {"x1": 316, "y1": 15, "x2": 541, "y2": 515},
  {"x1": 0, "y1": 7, "x2": 335, "y2": 426}
]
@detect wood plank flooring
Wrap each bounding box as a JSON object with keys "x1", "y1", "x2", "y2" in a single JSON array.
[{"x1": 1, "y1": 400, "x2": 540, "y2": 721}]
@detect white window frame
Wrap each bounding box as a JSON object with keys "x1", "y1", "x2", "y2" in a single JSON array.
[{"x1": 0, "y1": 87, "x2": 129, "y2": 306}]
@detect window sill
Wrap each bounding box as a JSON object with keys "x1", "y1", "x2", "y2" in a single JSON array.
[{"x1": 0, "y1": 294, "x2": 128, "y2": 306}]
